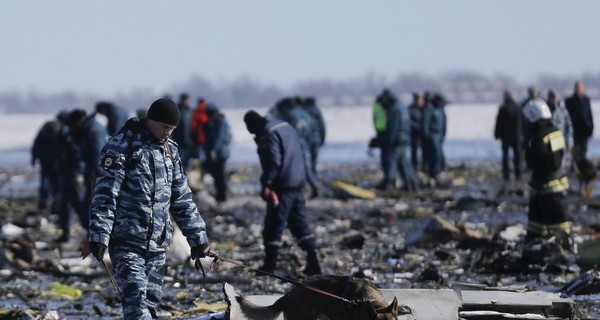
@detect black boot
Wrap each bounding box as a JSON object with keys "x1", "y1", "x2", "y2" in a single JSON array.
[
  {"x1": 302, "y1": 250, "x2": 322, "y2": 276},
  {"x1": 256, "y1": 248, "x2": 278, "y2": 276}
]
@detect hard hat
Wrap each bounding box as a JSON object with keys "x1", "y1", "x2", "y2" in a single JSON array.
[{"x1": 523, "y1": 98, "x2": 552, "y2": 122}]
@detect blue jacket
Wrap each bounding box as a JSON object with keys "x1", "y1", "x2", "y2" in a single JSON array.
[
  {"x1": 77, "y1": 116, "x2": 108, "y2": 179},
  {"x1": 105, "y1": 104, "x2": 130, "y2": 136},
  {"x1": 204, "y1": 105, "x2": 232, "y2": 161},
  {"x1": 383, "y1": 102, "x2": 411, "y2": 146},
  {"x1": 302, "y1": 103, "x2": 326, "y2": 146},
  {"x1": 89, "y1": 118, "x2": 208, "y2": 252},
  {"x1": 172, "y1": 103, "x2": 194, "y2": 150},
  {"x1": 422, "y1": 104, "x2": 446, "y2": 139},
  {"x1": 256, "y1": 115, "x2": 306, "y2": 190}
]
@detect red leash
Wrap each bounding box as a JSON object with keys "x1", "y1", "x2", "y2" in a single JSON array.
[{"x1": 195, "y1": 251, "x2": 363, "y2": 305}]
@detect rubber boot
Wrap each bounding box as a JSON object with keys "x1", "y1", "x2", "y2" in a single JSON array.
[{"x1": 302, "y1": 250, "x2": 322, "y2": 276}]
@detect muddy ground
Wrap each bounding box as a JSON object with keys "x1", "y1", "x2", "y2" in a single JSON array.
[{"x1": 1, "y1": 160, "x2": 599, "y2": 319}]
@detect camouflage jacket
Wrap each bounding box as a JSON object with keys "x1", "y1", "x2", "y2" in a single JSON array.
[{"x1": 89, "y1": 118, "x2": 208, "y2": 252}]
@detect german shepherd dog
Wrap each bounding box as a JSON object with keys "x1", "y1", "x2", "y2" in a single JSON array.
[
  {"x1": 230, "y1": 275, "x2": 400, "y2": 320},
  {"x1": 572, "y1": 148, "x2": 597, "y2": 199}
]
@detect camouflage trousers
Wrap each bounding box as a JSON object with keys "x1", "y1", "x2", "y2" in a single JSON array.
[{"x1": 110, "y1": 247, "x2": 166, "y2": 320}]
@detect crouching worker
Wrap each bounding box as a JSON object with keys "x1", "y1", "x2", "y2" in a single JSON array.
[
  {"x1": 88, "y1": 98, "x2": 210, "y2": 319},
  {"x1": 523, "y1": 98, "x2": 570, "y2": 242}
]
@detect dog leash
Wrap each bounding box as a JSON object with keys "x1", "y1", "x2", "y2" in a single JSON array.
[{"x1": 195, "y1": 251, "x2": 364, "y2": 305}]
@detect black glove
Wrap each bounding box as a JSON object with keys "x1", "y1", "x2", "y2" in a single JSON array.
[
  {"x1": 190, "y1": 243, "x2": 210, "y2": 260},
  {"x1": 89, "y1": 242, "x2": 107, "y2": 262}
]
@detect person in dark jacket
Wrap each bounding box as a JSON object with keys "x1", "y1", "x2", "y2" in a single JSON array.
[
  {"x1": 523, "y1": 98, "x2": 569, "y2": 242},
  {"x1": 422, "y1": 93, "x2": 447, "y2": 182},
  {"x1": 88, "y1": 98, "x2": 210, "y2": 319},
  {"x1": 171, "y1": 93, "x2": 195, "y2": 168},
  {"x1": 244, "y1": 110, "x2": 321, "y2": 276},
  {"x1": 378, "y1": 91, "x2": 417, "y2": 191},
  {"x1": 494, "y1": 90, "x2": 524, "y2": 181},
  {"x1": 54, "y1": 109, "x2": 108, "y2": 243},
  {"x1": 202, "y1": 103, "x2": 232, "y2": 202},
  {"x1": 409, "y1": 93, "x2": 424, "y2": 171},
  {"x1": 565, "y1": 81, "x2": 594, "y2": 159},
  {"x1": 95, "y1": 102, "x2": 129, "y2": 136},
  {"x1": 31, "y1": 111, "x2": 69, "y2": 216}
]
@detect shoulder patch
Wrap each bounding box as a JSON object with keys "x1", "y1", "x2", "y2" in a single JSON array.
[{"x1": 101, "y1": 154, "x2": 117, "y2": 170}]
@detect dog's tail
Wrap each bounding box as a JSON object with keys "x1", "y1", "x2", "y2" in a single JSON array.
[{"x1": 234, "y1": 295, "x2": 284, "y2": 320}]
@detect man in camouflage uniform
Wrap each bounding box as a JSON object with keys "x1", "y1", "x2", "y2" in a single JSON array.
[{"x1": 88, "y1": 98, "x2": 210, "y2": 319}]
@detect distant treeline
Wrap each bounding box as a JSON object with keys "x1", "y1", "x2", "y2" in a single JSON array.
[{"x1": 2, "y1": 71, "x2": 600, "y2": 114}]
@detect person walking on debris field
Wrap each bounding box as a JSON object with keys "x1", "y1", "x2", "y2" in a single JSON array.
[
  {"x1": 376, "y1": 90, "x2": 418, "y2": 191},
  {"x1": 523, "y1": 98, "x2": 570, "y2": 243},
  {"x1": 31, "y1": 110, "x2": 69, "y2": 217},
  {"x1": 547, "y1": 89, "x2": 574, "y2": 172},
  {"x1": 95, "y1": 101, "x2": 130, "y2": 136},
  {"x1": 244, "y1": 109, "x2": 322, "y2": 276},
  {"x1": 422, "y1": 93, "x2": 447, "y2": 184},
  {"x1": 87, "y1": 98, "x2": 210, "y2": 319},
  {"x1": 564, "y1": 80, "x2": 594, "y2": 159},
  {"x1": 409, "y1": 92, "x2": 425, "y2": 171},
  {"x1": 494, "y1": 90, "x2": 524, "y2": 183},
  {"x1": 271, "y1": 97, "x2": 321, "y2": 198},
  {"x1": 202, "y1": 103, "x2": 232, "y2": 203},
  {"x1": 300, "y1": 96, "x2": 326, "y2": 193},
  {"x1": 54, "y1": 109, "x2": 108, "y2": 243},
  {"x1": 171, "y1": 93, "x2": 195, "y2": 169}
]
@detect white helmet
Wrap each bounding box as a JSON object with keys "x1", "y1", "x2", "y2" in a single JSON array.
[{"x1": 523, "y1": 98, "x2": 552, "y2": 122}]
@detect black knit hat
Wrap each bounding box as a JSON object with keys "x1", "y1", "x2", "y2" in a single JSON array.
[
  {"x1": 244, "y1": 110, "x2": 266, "y2": 134},
  {"x1": 147, "y1": 98, "x2": 180, "y2": 126}
]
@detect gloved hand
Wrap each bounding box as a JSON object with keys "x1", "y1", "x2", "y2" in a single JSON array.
[
  {"x1": 89, "y1": 242, "x2": 107, "y2": 262},
  {"x1": 190, "y1": 243, "x2": 210, "y2": 260}
]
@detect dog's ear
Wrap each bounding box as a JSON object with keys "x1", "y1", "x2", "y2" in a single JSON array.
[{"x1": 376, "y1": 296, "x2": 398, "y2": 318}]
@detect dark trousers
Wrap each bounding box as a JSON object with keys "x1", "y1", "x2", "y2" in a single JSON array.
[
  {"x1": 302, "y1": 142, "x2": 319, "y2": 192},
  {"x1": 574, "y1": 138, "x2": 589, "y2": 159},
  {"x1": 38, "y1": 161, "x2": 60, "y2": 213},
  {"x1": 57, "y1": 174, "x2": 87, "y2": 234},
  {"x1": 383, "y1": 144, "x2": 416, "y2": 189},
  {"x1": 425, "y1": 134, "x2": 444, "y2": 178},
  {"x1": 410, "y1": 130, "x2": 422, "y2": 170},
  {"x1": 263, "y1": 189, "x2": 316, "y2": 254},
  {"x1": 527, "y1": 192, "x2": 568, "y2": 239},
  {"x1": 203, "y1": 157, "x2": 228, "y2": 201},
  {"x1": 501, "y1": 140, "x2": 521, "y2": 180}
]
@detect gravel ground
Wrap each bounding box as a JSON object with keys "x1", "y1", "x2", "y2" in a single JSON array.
[{"x1": 0, "y1": 160, "x2": 599, "y2": 319}]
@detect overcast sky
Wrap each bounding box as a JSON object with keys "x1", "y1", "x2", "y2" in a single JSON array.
[{"x1": 1, "y1": 1, "x2": 599, "y2": 96}]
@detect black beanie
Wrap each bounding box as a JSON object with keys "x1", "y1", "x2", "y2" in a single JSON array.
[
  {"x1": 147, "y1": 98, "x2": 180, "y2": 126},
  {"x1": 244, "y1": 110, "x2": 266, "y2": 134}
]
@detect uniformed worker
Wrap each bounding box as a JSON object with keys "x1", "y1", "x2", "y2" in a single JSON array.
[
  {"x1": 523, "y1": 98, "x2": 570, "y2": 242},
  {"x1": 244, "y1": 110, "x2": 322, "y2": 276},
  {"x1": 301, "y1": 96, "x2": 326, "y2": 195},
  {"x1": 88, "y1": 98, "x2": 210, "y2": 319}
]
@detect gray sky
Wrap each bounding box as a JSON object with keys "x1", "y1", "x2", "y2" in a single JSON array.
[{"x1": 1, "y1": 0, "x2": 598, "y2": 96}]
